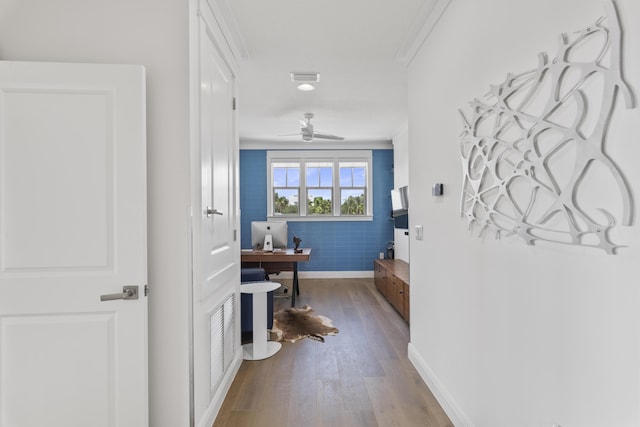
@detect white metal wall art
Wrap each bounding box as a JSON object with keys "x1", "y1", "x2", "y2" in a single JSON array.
[{"x1": 459, "y1": 1, "x2": 634, "y2": 254}]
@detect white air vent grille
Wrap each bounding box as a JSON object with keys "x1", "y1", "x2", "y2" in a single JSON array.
[
  {"x1": 210, "y1": 305, "x2": 223, "y2": 391},
  {"x1": 210, "y1": 293, "x2": 236, "y2": 393},
  {"x1": 290, "y1": 72, "x2": 320, "y2": 83}
]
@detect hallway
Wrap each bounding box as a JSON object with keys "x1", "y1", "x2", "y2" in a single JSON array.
[{"x1": 214, "y1": 278, "x2": 453, "y2": 427}]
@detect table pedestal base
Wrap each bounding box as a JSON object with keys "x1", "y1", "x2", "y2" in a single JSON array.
[
  {"x1": 241, "y1": 281, "x2": 282, "y2": 361},
  {"x1": 242, "y1": 341, "x2": 282, "y2": 361}
]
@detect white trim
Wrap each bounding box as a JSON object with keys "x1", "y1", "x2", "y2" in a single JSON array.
[
  {"x1": 272, "y1": 270, "x2": 374, "y2": 279},
  {"x1": 407, "y1": 343, "x2": 474, "y2": 427},
  {"x1": 204, "y1": 0, "x2": 249, "y2": 60},
  {"x1": 240, "y1": 140, "x2": 393, "y2": 150},
  {"x1": 395, "y1": 0, "x2": 452, "y2": 65},
  {"x1": 267, "y1": 150, "x2": 372, "y2": 159},
  {"x1": 198, "y1": 0, "x2": 240, "y2": 72},
  {"x1": 268, "y1": 215, "x2": 373, "y2": 222}
]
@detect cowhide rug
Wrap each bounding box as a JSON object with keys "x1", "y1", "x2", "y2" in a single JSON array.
[{"x1": 271, "y1": 305, "x2": 338, "y2": 343}]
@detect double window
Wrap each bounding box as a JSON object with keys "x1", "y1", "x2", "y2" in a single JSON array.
[{"x1": 268, "y1": 150, "x2": 372, "y2": 220}]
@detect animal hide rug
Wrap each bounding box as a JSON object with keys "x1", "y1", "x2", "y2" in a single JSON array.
[{"x1": 271, "y1": 305, "x2": 338, "y2": 343}]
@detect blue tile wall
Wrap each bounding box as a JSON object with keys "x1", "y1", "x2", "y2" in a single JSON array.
[{"x1": 240, "y1": 149, "x2": 395, "y2": 271}]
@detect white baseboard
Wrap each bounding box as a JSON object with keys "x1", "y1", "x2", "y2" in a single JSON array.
[
  {"x1": 272, "y1": 270, "x2": 374, "y2": 279},
  {"x1": 198, "y1": 349, "x2": 243, "y2": 427},
  {"x1": 407, "y1": 342, "x2": 474, "y2": 427}
]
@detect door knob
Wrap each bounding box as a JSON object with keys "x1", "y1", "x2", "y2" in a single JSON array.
[
  {"x1": 206, "y1": 207, "x2": 223, "y2": 217},
  {"x1": 100, "y1": 286, "x2": 139, "y2": 301}
]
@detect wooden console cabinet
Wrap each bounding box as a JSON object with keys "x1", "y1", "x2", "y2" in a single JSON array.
[{"x1": 374, "y1": 259, "x2": 409, "y2": 323}]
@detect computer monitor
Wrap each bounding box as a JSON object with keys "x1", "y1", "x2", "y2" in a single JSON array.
[{"x1": 251, "y1": 221, "x2": 288, "y2": 251}]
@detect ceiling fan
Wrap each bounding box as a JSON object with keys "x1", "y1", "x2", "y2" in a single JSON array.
[{"x1": 290, "y1": 113, "x2": 344, "y2": 142}]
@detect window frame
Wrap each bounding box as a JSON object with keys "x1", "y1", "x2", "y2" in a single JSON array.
[{"x1": 267, "y1": 150, "x2": 373, "y2": 221}]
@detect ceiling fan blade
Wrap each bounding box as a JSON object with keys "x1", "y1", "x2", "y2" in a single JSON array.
[{"x1": 312, "y1": 132, "x2": 344, "y2": 140}]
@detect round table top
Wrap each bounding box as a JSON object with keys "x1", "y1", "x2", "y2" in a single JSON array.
[{"x1": 240, "y1": 281, "x2": 281, "y2": 294}]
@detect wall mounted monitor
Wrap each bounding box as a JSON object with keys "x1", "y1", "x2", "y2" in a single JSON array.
[{"x1": 391, "y1": 186, "x2": 408, "y2": 217}]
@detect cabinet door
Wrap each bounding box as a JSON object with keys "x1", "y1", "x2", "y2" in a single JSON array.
[
  {"x1": 402, "y1": 283, "x2": 410, "y2": 322},
  {"x1": 374, "y1": 262, "x2": 388, "y2": 297},
  {"x1": 389, "y1": 274, "x2": 402, "y2": 315}
]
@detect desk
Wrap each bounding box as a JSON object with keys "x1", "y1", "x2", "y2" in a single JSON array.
[{"x1": 241, "y1": 248, "x2": 311, "y2": 307}]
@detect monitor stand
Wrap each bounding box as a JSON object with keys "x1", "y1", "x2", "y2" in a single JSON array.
[{"x1": 262, "y1": 234, "x2": 273, "y2": 252}]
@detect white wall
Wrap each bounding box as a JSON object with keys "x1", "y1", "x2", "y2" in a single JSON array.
[
  {"x1": 0, "y1": 2, "x2": 193, "y2": 425},
  {"x1": 393, "y1": 123, "x2": 410, "y2": 263},
  {"x1": 407, "y1": 1, "x2": 640, "y2": 426}
]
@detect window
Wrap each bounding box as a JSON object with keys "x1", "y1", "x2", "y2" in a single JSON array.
[
  {"x1": 339, "y1": 163, "x2": 366, "y2": 215},
  {"x1": 267, "y1": 151, "x2": 372, "y2": 221},
  {"x1": 306, "y1": 162, "x2": 333, "y2": 215},
  {"x1": 272, "y1": 163, "x2": 299, "y2": 215}
]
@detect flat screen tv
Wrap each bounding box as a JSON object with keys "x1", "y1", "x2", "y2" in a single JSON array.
[{"x1": 391, "y1": 186, "x2": 408, "y2": 217}]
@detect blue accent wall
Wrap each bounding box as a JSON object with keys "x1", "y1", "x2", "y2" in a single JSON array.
[{"x1": 240, "y1": 149, "x2": 395, "y2": 272}]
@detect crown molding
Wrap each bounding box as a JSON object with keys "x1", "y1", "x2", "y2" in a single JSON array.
[
  {"x1": 239, "y1": 139, "x2": 393, "y2": 151},
  {"x1": 395, "y1": 0, "x2": 452, "y2": 66},
  {"x1": 204, "y1": 0, "x2": 250, "y2": 61}
]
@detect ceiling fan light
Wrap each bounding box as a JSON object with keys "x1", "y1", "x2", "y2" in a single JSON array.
[{"x1": 297, "y1": 83, "x2": 316, "y2": 91}]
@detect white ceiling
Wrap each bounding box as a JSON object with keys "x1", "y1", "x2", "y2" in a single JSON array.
[{"x1": 221, "y1": 0, "x2": 441, "y2": 147}]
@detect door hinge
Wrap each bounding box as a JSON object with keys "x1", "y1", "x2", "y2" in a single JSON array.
[
  {"x1": 233, "y1": 229, "x2": 237, "y2": 241},
  {"x1": 232, "y1": 97, "x2": 236, "y2": 110},
  {"x1": 144, "y1": 284, "x2": 149, "y2": 296}
]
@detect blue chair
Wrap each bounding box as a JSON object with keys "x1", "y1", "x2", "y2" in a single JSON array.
[{"x1": 241, "y1": 268, "x2": 274, "y2": 333}]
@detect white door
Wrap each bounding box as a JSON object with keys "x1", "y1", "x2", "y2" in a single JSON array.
[
  {"x1": 0, "y1": 61, "x2": 148, "y2": 427},
  {"x1": 192, "y1": 5, "x2": 240, "y2": 426}
]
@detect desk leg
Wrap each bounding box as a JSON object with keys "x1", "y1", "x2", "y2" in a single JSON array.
[{"x1": 291, "y1": 262, "x2": 298, "y2": 307}]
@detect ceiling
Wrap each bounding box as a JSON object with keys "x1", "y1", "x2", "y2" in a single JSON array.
[{"x1": 221, "y1": 0, "x2": 441, "y2": 147}]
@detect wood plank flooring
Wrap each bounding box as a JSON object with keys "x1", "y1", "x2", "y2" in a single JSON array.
[{"x1": 213, "y1": 278, "x2": 453, "y2": 427}]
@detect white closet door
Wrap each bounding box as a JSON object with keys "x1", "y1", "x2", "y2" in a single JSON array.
[{"x1": 0, "y1": 61, "x2": 148, "y2": 427}]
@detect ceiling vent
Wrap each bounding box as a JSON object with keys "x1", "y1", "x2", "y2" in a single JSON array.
[{"x1": 290, "y1": 72, "x2": 320, "y2": 83}]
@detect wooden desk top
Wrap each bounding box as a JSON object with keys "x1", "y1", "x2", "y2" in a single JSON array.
[
  {"x1": 240, "y1": 248, "x2": 311, "y2": 262},
  {"x1": 375, "y1": 258, "x2": 409, "y2": 284}
]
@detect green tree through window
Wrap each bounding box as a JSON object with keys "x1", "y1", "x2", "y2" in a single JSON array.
[
  {"x1": 308, "y1": 197, "x2": 332, "y2": 214},
  {"x1": 274, "y1": 191, "x2": 298, "y2": 214},
  {"x1": 341, "y1": 194, "x2": 365, "y2": 215}
]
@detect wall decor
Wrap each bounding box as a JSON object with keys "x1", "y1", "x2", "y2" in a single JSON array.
[{"x1": 459, "y1": 1, "x2": 634, "y2": 254}]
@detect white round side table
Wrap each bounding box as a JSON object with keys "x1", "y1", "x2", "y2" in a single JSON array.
[{"x1": 240, "y1": 281, "x2": 281, "y2": 360}]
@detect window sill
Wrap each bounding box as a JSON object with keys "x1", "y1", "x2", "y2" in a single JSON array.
[{"x1": 267, "y1": 215, "x2": 373, "y2": 222}]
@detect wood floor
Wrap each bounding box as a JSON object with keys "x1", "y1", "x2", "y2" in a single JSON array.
[{"x1": 213, "y1": 278, "x2": 453, "y2": 427}]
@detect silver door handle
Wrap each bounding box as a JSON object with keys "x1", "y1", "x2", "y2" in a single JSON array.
[
  {"x1": 206, "y1": 207, "x2": 223, "y2": 217},
  {"x1": 100, "y1": 286, "x2": 138, "y2": 301}
]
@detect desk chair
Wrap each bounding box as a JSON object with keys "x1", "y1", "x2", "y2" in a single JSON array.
[{"x1": 263, "y1": 268, "x2": 290, "y2": 297}]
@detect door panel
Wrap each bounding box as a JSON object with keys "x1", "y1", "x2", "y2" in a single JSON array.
[
  {"x1": 199, "y1": 22, "x2": 236, "y2": 299},
  {"x1": 1, "y1": 314, "x2": 115, "y2": 426},
  {"x1": 0, "y1": 61, "x2": 148, "y2": 427},
  {"x1": 3, "y1": 90, "x2": 112, "y2": 270}
]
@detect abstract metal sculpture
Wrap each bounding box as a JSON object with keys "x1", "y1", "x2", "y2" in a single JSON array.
[
  {"x1": 459, "y1": 1, "x2": 634, "y2": 254},
  {"x1": 292, "y1": 233, "x2": 302, "y2": 253}
]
